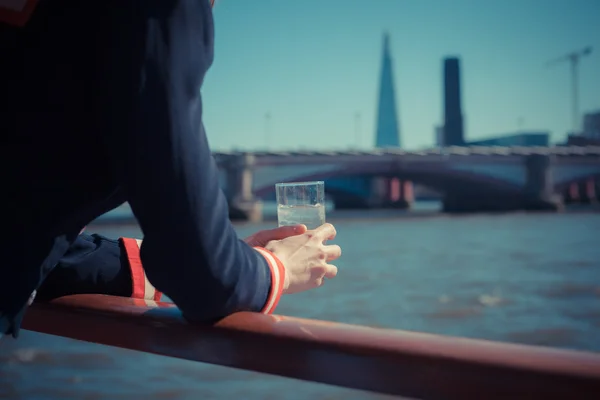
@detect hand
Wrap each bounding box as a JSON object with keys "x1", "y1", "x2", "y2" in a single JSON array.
[
  {"x1": 244, "y1": 224, "x2": 307, "y2": 247},
  {"x1": 265, "y1": 223, "x2": 341, "y2": 294}
]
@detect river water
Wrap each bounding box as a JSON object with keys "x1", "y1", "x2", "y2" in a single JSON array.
[{"x1": 1, "y1": 206, "x2": 600, "y2": 399}]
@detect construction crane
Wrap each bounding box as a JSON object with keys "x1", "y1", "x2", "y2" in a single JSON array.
[{"x1": 546, "y1": 46, "x2": 593, "y2": 133}]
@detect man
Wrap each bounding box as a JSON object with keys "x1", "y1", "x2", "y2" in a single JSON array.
[{"x1": 0, "y1": 0, "x2": 341, "y2": 338}]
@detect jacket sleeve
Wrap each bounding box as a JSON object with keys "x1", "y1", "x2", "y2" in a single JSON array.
[
  {"x1": 35, "y1": 233, "x2": 162, "y2": 302},
  {"x1": 99, "y1": 0, "x2": 285, "y2": 322}
]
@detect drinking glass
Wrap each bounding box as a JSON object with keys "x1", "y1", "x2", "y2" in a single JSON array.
[{"x1": 275, "y1": 181, "x2": 325, "y2": 229}]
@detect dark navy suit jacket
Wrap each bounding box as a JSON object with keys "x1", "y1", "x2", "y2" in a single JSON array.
[
  {"x1": 36, "y1": 233, "x2": 161, "y2": 304},
  {"x1": 0, "y1": 0, "x2": 285, "y2": 337}
]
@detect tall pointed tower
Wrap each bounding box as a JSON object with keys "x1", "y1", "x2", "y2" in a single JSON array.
[{"x1": 375, "y1": 32, "x2": 401, "y2": 148}]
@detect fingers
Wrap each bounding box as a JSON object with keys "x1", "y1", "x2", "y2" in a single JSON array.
[
  {"x1": 291, "y1": 224, "x2": 308, "y2": 234},
  {"x1": 273, "y1": 222, "x2": 340, "y2": 295},
  {"x1": 323, "y1": 244, "x2": 341, "y2": 261},
  {"x1": 323, "y1": 264, "x2": 338, "y2": 279},
  {"x1": 268, "y1": 224, "x2": 307, "y2": 240},
  {"x1": 312, "y1": 223, "x2": 336, "y2": 241},
  {"x1": 252, "y1": 224, "x2": 307, "y2": 246},
  {"x1": 311, "y1": 264, "x2": 337, "y2": 288}
]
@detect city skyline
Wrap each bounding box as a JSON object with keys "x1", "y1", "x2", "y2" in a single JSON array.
[{"x1": 202, "y1": 0, "x2": 600, "y2": 151}]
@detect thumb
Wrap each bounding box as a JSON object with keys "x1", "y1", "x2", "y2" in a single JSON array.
[{"x1": 254, "y1": 224, "x2": 307, "y2": 245}]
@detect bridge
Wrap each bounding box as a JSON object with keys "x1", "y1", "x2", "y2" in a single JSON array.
[{"x1": 216, "y1": 146, "x2": 600, "y2": 220}]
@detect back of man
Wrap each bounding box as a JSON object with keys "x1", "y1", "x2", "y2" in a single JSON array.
[
  {"x1": 0, "y1": 0, "x2": 135, "y2": 335},
  {"x1": 1, "y1": 0, "x2": 281, "y2": 338}
]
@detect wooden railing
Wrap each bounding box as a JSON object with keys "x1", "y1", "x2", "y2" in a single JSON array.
[{"x1": 22, "y1": 295, "x2": 600, "y2": 399}]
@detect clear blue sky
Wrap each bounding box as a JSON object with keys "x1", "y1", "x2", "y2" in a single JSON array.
[{"x1": 202, "y1": 0, "x2": 600, "y2": 151}]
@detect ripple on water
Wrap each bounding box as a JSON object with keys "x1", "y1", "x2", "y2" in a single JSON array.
[
  {"x1": 425, "y1": 306, "x2": 483, "y2": 319},
  {"x1": 0, "y1": 348, "x2": 116, "y2": 369},
  {"x1": 540, "y1": 283, "x2": 600, "y2": 299}
]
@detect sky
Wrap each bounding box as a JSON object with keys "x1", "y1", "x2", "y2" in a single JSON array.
[{"x1": 201, "y1": 0, "x2": 600, "y2": 151}]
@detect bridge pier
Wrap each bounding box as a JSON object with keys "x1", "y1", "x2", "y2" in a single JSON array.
[
  {"x1": 579, "y1": 179, "x2": 597, "y2": 204},
  {"x1": 443, "y1": 154, "x2": 562, "y2": 213},
  {"x1": 522, "y1": 154, "x2": 562, "y2": 211},
  {"x1": 564, "y1": 182, "x2": 580, "y2": 204},
  {"x1": 224, "y1": 154, "x2": 263, "y2": 222},
  {"x1": 564, "y1": 178, "x2": 598, "y2": 204},
  {"x1": 369, "y1": 177, "x2": 414, "y2": 209}
]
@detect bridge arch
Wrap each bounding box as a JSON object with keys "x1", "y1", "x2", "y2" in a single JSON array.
[
  {"x1": 254, "y1": 177, "x2": 373, "y2": 209},
  {"x1": 253, "y1": 164, "x2": 523, "y2": 200}
]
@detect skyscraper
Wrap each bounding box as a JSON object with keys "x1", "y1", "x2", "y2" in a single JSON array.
[
  {"x1": 375, "y1": 32, "x2": 401, "y2": 148},
  {"x1": 583, "y1": 110, "x2": 600, "y2": 139},
  {"x1": 443, "y1": 57, "x2": 464, "y2": 146}
]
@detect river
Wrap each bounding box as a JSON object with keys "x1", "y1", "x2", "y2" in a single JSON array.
[{"x1": 1, "y1": 206, "x2": 599, "y2": 399}]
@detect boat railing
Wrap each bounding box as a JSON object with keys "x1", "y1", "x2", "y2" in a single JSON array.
[{"x1": 22, "y1": 294, "x2": 600, "y2": 399}]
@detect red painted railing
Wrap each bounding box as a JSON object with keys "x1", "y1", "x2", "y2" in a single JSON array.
[{"x1": 23, "y1": 295, "x2": 600, "y2": 399}]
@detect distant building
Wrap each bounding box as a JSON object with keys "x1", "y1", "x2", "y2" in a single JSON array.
[
  {"x1": 561, "y1": 110, "x2": 600, "y2": 145},
  {"x1": 566, "y1": 134, "x2": 600, "y2": 146},
  {"x1": 582, "y1": 110, "x2": 600, "y2": 139},
  {"x1": 466, "y1": 132, "x2": 550, "y2": 147},
  {"x1": 374, "y1": 32, "x2": 402, "y2": 148},
  {"x1": 442, "y1": 57, "x2": 465, "y2": 146}
]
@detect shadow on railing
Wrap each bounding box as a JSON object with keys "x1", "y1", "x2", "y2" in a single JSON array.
[{"x1": 22, "y1": 295, "x2": 600, "y2": 399}]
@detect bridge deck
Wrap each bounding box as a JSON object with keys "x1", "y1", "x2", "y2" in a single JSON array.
[{"x1": 213, "y1": 145, "x2": 600, "y2": 160}]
